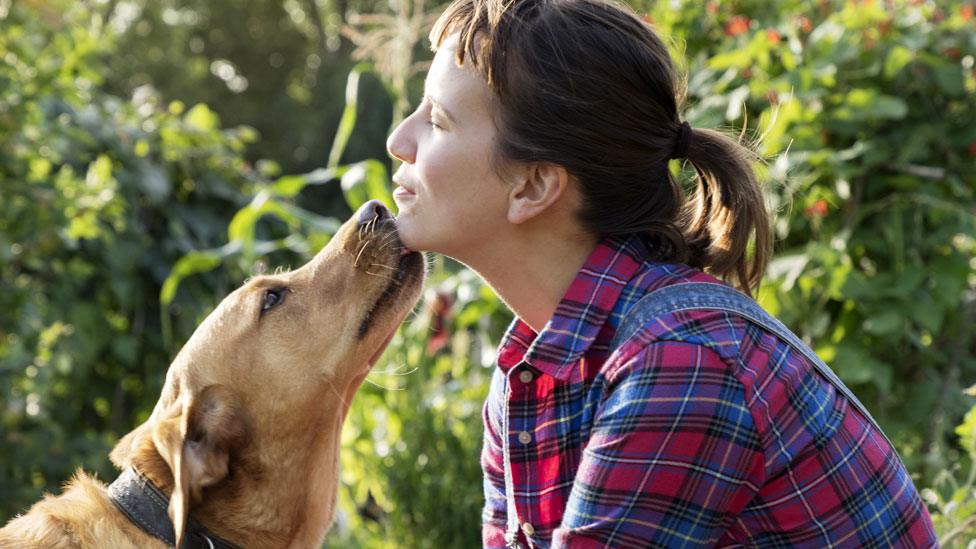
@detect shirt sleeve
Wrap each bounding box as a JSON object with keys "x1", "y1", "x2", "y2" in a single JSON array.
[
  {"x1": 482, "y1": 367, "x2": 509, "y2": 548},
  {"x1": 552, "y1": 341, "x2": 765, "y2": 548}
]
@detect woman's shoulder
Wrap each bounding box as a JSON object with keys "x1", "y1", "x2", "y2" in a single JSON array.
[{"x1": 606, "y1": 266, "x2": 766, "y2": 374}]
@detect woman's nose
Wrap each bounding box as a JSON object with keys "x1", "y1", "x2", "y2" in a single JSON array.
[{"x1": 386, "y1": 119, "x2": 415, "y2": 164}]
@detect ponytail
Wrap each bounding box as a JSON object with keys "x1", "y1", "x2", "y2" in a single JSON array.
[{"x1": 680, "y1": 127, "x2": 771, "y2": 295}]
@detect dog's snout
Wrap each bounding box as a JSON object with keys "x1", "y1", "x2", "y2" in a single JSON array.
[{"x1": 357, "y1": 200, "x2": 391, "y2": 226}]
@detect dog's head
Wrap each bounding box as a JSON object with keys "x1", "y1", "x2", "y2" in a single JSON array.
[{"x1": 110, "y1": 200, "x2": 424, "y2": 546}]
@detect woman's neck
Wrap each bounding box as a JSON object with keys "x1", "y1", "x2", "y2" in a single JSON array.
[{"x1": 460, "y1": 224, "x2": 598, "y2": 333}]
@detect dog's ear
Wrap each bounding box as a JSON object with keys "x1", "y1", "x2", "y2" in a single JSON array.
[{"x1": 152, "y1": 384, "x2": 249, "y2": 547}]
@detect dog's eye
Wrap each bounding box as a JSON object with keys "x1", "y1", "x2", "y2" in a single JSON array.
[{"x1": 261, "y1": 287, "x2": 286, "y2": 314}]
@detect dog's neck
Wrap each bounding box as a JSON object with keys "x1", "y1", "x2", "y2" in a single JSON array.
[{"x1": 127, "y1": 374, "x2": 365, "y2": 548}]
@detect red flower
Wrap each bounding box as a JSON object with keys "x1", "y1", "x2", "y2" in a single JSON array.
[
  {"x1": 798, "y1": 16, "x2": 812, "y2": 33},
  {"x1": 425, "y1": 291, "x2": 454, "y2": 356},
  {"x1": 725, "y1": 16, "x2": 750, "y2": 37},
  {"x1": 804, "y1": 199, "x2": 829, "y2": 218},
  {"x1": 767, "y1": 29, "x2": 782, "y2": 44},
  {"x1": 706, "y1": 2, "x2": 720, "y2": 15},
  {"x1": 968, "y1": 140, "x2": 976, "y2": 158},
  {"x1": 962, "y1": 4, "x2": 974, "y2": 21},
  {"x1": 878, "y1": 19, "x2": 892, "y2": 37}
]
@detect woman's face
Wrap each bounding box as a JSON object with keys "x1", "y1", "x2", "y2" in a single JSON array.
[{"x1": 386, "y1": 33, "x2": 514, "y2": 259}]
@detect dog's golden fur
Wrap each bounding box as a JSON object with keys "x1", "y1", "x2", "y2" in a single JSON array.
[{"x1": 0, "y1": 204, "x2": 424, "y2": 548}]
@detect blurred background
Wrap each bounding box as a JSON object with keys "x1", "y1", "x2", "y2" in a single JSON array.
[{"x1": 1, "y1": 0, "x2": 975, "y2": 546}]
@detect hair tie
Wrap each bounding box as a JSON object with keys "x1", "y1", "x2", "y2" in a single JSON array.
[{"x1": 670, "y1": 121, "x2": 693, "y2": 160}]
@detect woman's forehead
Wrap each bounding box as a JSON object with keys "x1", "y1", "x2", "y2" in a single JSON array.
[{"x1": 426, "y1": 36, "x2": 491, "y2": 120}]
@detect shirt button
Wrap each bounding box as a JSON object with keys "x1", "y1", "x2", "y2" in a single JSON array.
[
  {"x1": 518, "y1": 370, "x2": 533, "y2": 383},
  {"x1": 522, "y1": 522, "x2": 535, "y2": 536},
  {"x1": 518, "y1": 431, "x2": 532, "y2": 445}
]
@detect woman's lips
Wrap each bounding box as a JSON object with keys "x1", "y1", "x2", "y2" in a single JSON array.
[{"x1": 393, "y1": 186, "x2": 415, "y2": 201}]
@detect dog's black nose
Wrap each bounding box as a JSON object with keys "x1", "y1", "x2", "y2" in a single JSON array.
[{"x1": 357, "y1": 200, "x2": 391, "y2": 226}]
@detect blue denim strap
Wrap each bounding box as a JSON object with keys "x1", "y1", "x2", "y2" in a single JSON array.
[{"x1": 610, "y1": 282, "x2": 895, "y2": 451}]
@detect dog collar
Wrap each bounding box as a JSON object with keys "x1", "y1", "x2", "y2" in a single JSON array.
[{"x1": 107, "y1": 466, "x2": 241, "y2": 549}]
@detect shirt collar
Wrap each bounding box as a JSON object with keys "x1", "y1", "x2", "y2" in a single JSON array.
[{"x1": 496, "y1": 234, "x2": 650, "y2": 380}]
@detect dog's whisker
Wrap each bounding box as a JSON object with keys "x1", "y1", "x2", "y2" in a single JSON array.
[
  {"x1": 367, "y1": 263, "x2": 398, "y2": 272},
  {"x1": 370, "y1": 363, "x2": 418, "y2": 376},
  {"x1": 353, "y1": 240, "x2": 370, "y2": 268},
  {"x1": 379, "y1": 236, "x2": 399, "y2": 252},
  {"x1": 321, "y1": 376, "x2": 355, "y2": 415},
  {"x1": 363, "y1": 270, "x2": 396, "y2": 282},
  {"x1": 373, "y1": 236, "x2": 399, "y2": 255},
  {"x1": 363, "y1": 377, "x2": 405, "y2": 391}
]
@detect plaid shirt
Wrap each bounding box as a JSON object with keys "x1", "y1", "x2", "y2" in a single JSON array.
[{"x1": 482, "y1": 235, "x2": 936, "y2": 548}]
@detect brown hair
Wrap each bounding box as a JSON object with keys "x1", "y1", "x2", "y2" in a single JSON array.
[{"x1": 429, "y1": 0, "x2": 771, "y2": 294}]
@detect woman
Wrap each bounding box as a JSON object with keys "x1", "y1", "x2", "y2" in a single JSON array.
[{"x1": 386, "y1": 0, "x2": 937, "y2": 546}]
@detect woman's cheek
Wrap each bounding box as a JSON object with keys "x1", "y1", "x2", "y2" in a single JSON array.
[{"x1": 417, "y1": 152, "x2": 454, "y2": 196}]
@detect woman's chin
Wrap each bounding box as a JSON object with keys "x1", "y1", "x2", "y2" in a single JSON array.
[{"x1": 391, "y1": 215, "x2": 423, "y2": 252}]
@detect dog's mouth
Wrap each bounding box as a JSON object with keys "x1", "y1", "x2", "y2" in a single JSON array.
[{"x1": 356, "y1": 228, "x2": 424, "y2": 341}]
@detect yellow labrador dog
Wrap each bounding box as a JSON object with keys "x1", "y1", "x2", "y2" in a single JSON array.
[{"x1": 0, "y1": 200, "x2": 424, "y2": 548}]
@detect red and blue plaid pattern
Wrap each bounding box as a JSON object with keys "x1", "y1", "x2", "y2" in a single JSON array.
[{"x1": 482, "y1": 235, "x2": 936, "y2": 548}]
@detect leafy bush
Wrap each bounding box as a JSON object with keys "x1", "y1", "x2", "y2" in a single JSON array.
[
  {"x1": 925, "y1": 399, "x2": 976, "y2": 547},
  {"x1": 651, "y1": 0, "x2": 976, "y2": 479},
  {"x1": 0, "y1": 2, "x2": 260, "y2": 516}
]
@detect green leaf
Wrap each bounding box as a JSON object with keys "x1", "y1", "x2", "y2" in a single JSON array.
[
  {"x1": 832, "y1": 344, "x2": 889, "y2": 388},
  {"x1": 883, "y1": 45, "x2": 913, "y2": 79},
  {"x1": 160, "y1": 250, "x2": 223, "y2": 306},
  {"x1": 839, "y1": 88, "x2": 907, "y2": 120},
  {"x1": 327, "y1": 64, "x2": 370, "y2": 170},
  {"x1": 184, "y1": 103, "x2": 219, "y2": 131},
  {"x1": 340, "y1": 160, "x2": 394, "y2": 212},
  {"x1": 910, "y1": 295, "x2": 943, "y2": 334},
  {"x1": 362, "y1": 159, "x2": 394, "y2": 210},
  {"x1": 340, "y1": 163, "x2": 370, "y2": 211},
  {"x1": 766, "y1": 253, "x2": 809, "y2": 291},
  {"x1": 708, "y1": 49, "x2": 753, "y2": 70},
  {"x1": 863, "y1": 310, "x2": 903, "y2": 336},
  {"x1": 956, "y1": 404, "x2": 976, "y2": 453},
  {"x1": 841, "y1": 272, "x2": 878, "y2": 300},
  {"x1": 933, "y1": 64, "x2": 965, "y2": 97},
  {"x1": 271, "y1": 175, "x2": 308, "y2": 198},
  {"x1": 227, "y1": 191, "x2": 299, "y2": 252}
]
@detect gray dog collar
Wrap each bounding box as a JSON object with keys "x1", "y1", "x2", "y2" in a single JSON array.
[{"x1": 107, "y1": 467, "x2": 241, "y2": 549}]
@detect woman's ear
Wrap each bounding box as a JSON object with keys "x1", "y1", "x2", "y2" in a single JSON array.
[{"x1": 506, "y1": 163, "x2": 570, "y2": 225}]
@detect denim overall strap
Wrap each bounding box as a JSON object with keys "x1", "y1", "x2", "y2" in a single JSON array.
[{"x1": 610, "y1": 282, "x2": 895, "y2": 452}]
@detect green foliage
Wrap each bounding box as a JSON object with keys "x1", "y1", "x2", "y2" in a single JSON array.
[
  {"x1": 646, "y1": 0, "x2": 976, "y2": 480},
  {"x1": 0, "y1": 2, "x2": 260, "y2": 517},
  {"x1": 2, "y1": 0, "x2": 975, "y2": 546},
  {"x1": 102, "y1": 0, "x2": 395, "y2": 174},
  {"x1": 925, "y1": 401, "x2": 976, "y2": 547}
]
